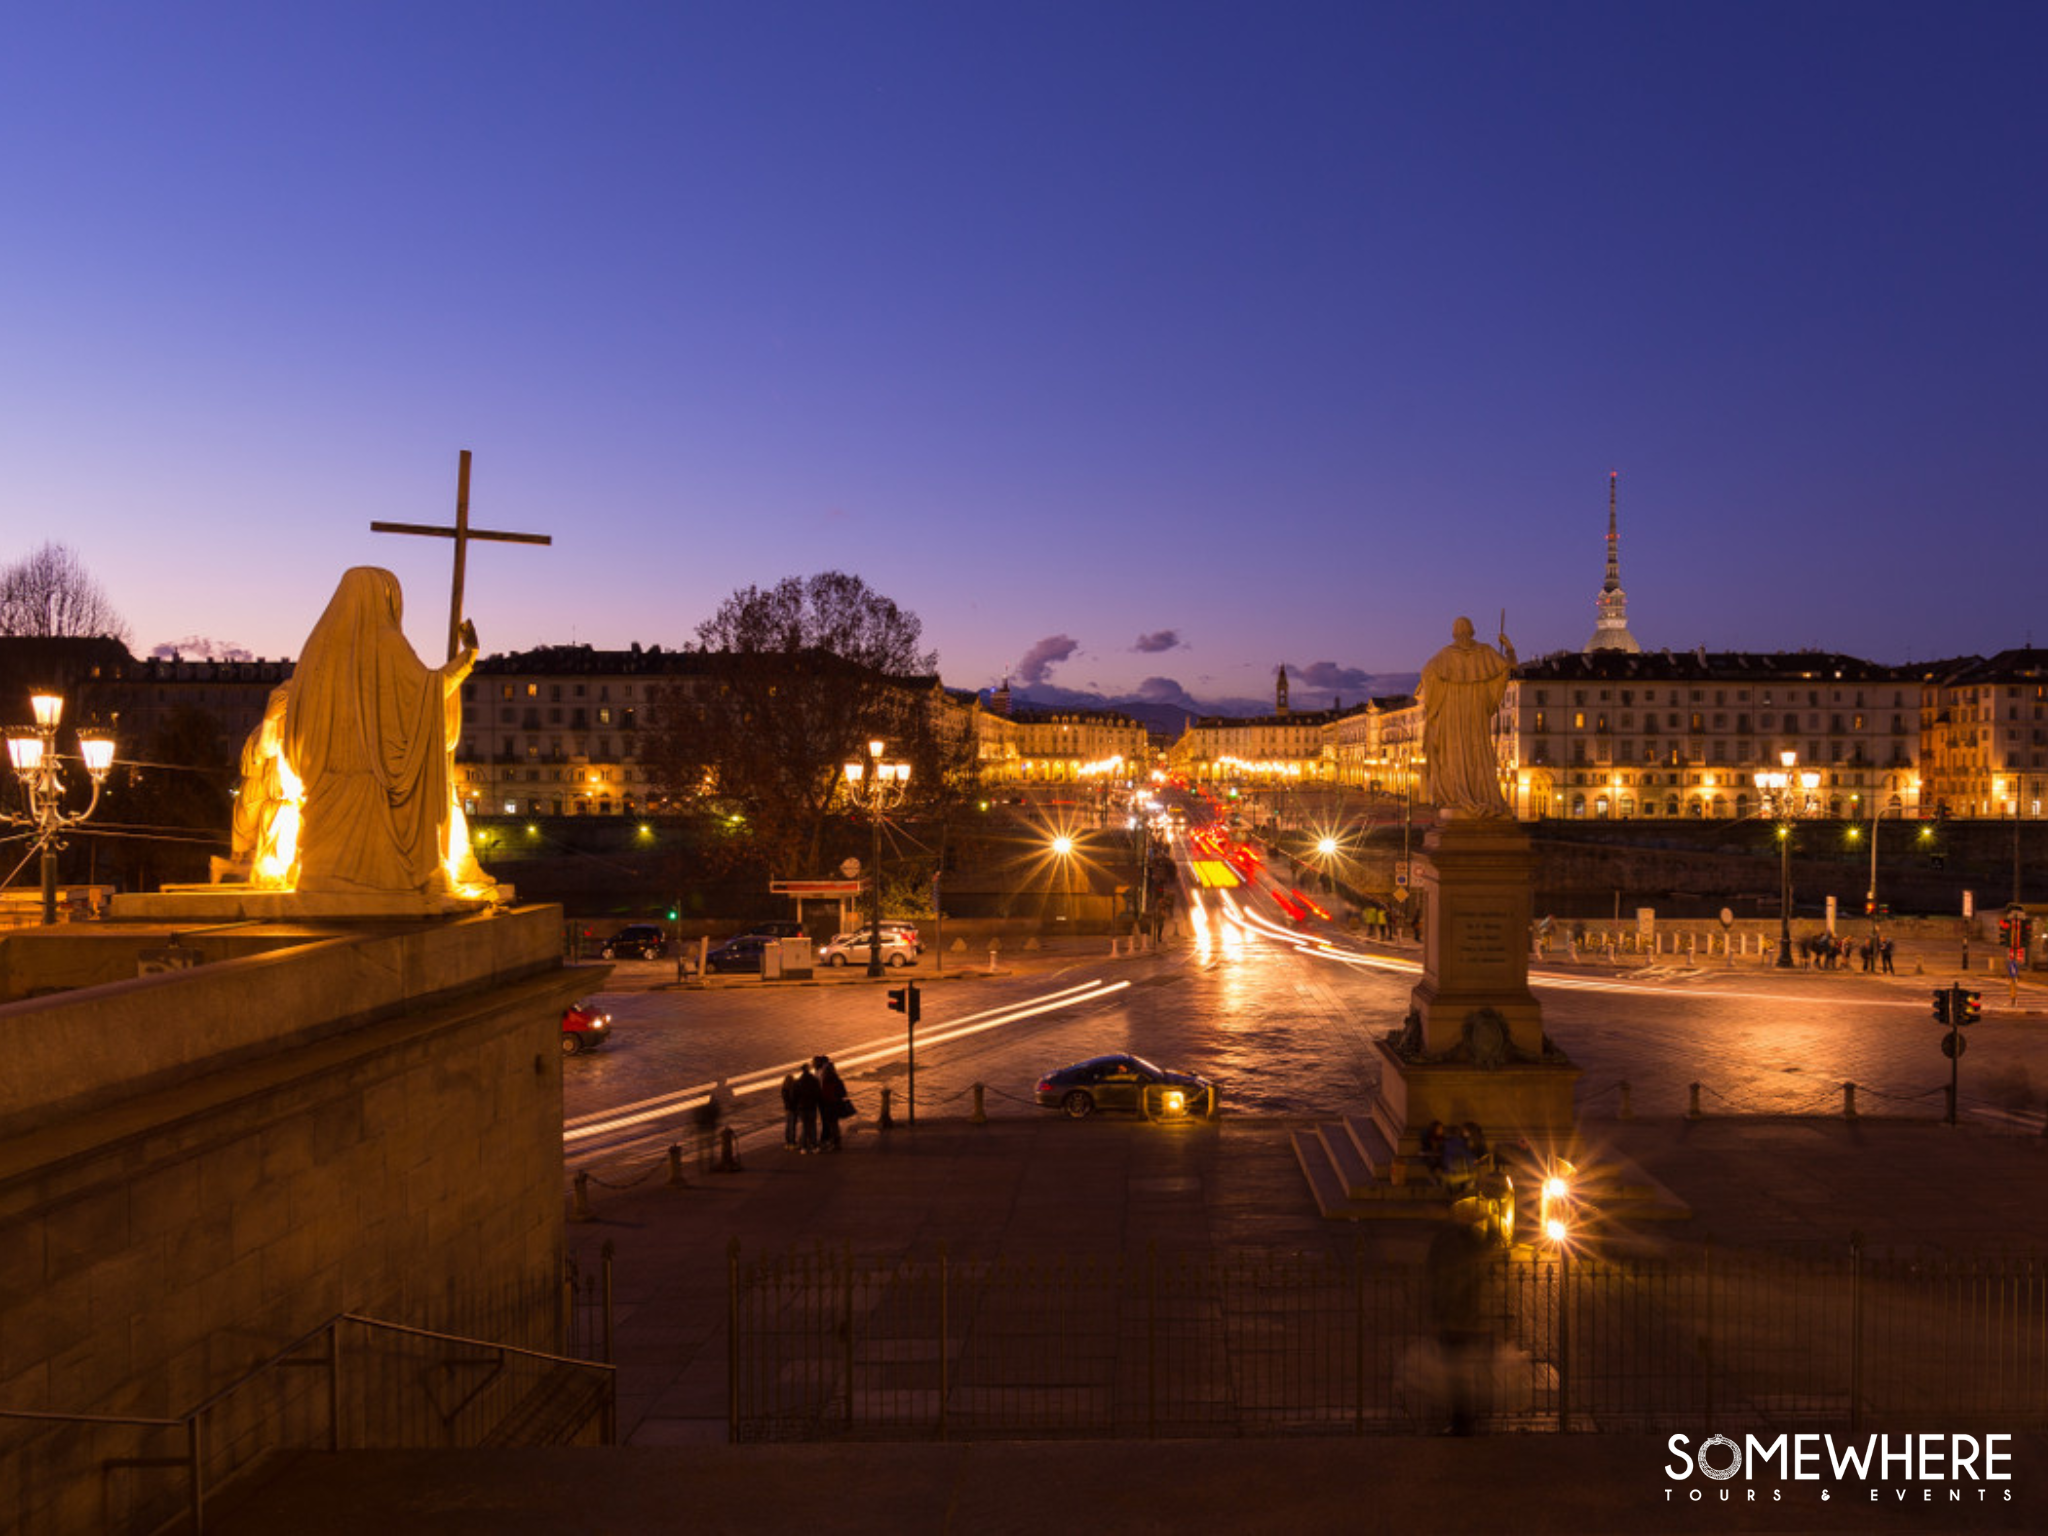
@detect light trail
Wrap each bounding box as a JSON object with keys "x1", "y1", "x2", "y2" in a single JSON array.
[
  {"x1": 563, "y1": 977, "x2": 1133, "y2": 1145},
  {"x1": 1230, "y1": 902, "x2": 1956, "y2": 1009}
]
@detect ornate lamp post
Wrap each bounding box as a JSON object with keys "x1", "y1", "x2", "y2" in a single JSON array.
[
  {"x1": 5, "y1": 691, "x2": 117, "y2": 924},
  {"x1": 1753, "y1": 750, "x2": 1820, "y2": 969},
  {"x1": 843, "y1": 739, "x2": 910, "y2": 978}
]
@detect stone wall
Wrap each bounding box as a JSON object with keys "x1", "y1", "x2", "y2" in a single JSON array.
[{"x1": 0, "y1": 906, "x2": 585, "y2": 1534}]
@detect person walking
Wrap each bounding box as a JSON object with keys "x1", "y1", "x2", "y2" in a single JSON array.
[
  {"x1": 780, "y1": 1070, "x2": 799, "y2": 1149},
  {"x1": 793, "y1": 1061, "x2": 822, "y2": 1153},
  {"x1": 1881, "y1": 936, "x2": 1896, "y2": 974},
  {"x1": 815, "y1": 1054, "x2": 847, "y2": 1152}
]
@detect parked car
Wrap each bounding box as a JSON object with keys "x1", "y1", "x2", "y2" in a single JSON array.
[
  {"x1": 739, "y1": 920, "x2": 807, "y2": 940},
  {"x1": 600, "y1": 923, "x2": 667, "y2": 960},
  {"x1": 1034, "y1": 1053, "x2": 1216, "y2": 1119},
  {"x1": 703, "y1": 935, "x2": 771, "y2": 974},
  {"x1": 817, "y1": 930, "x2": 919, "y2": 968},
  {"x1": 561, "y1": 1000, "x2": 611, "y2": 1055}
]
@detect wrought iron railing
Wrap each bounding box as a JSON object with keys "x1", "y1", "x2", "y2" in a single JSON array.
[
  {"x1": 0, "y1": 1304, "x2": 615, "y2": 1535},
  {"x1": 728, "y1": 1238, "x2": 2048, "y2": 1441}
]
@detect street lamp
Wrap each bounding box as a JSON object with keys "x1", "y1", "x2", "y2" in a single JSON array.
[
  {"x1": 1753, "y1": 751, "x2": 1818, "y2": 968},
  {"x1": 5, "y1": 691, "x2": 117, "y2": 924},
  {"x1": 844, "y1": 739, "x2": 910, "y2": 978}
]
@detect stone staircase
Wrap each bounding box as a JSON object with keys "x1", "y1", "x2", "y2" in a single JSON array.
[{"x1": 1291, "y1": 1113, "x2": 1693, "y2": 1226}]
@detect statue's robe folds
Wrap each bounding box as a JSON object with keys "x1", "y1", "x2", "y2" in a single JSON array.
[
  {"x1": 236, "y1": 566, "x2": 491, "y2": 897},
  {"x1": 1419, "y1": 634, "x2": 1513, "y2": 820}
]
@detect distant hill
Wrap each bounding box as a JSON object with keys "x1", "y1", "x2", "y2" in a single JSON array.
[{"x1": 1004, "y1": 675, "x2": 1419, "y2": 740}]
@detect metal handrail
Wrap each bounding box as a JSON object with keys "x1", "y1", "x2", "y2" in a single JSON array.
[{"x1": 0, "y1": 1311, "x2": 617, "y2": 1533}]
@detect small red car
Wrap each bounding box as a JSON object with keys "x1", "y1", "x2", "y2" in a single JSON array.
[{"x1": 561, "y1": 1000, "x2": 611, "y2": 1055}]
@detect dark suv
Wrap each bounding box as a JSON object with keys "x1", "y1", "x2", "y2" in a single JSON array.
[{"x1": 600, "y1": 923, "x2": 667, "y2": 960}]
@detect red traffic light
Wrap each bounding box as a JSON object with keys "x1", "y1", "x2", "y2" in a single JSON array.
[
  {"x1": 886, "y1": 983, "x2": 921, "y2": 1024},
  {"x1": 1960, "y1": 989, "x2": 1983, "y2": 1024}
]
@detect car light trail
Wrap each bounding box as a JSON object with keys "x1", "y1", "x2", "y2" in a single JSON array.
[
  {"x1": 1230, "y1": 903, "x2": 1946, "y2": 1007},
  {"x1": 563, "y1": 977, "x2": 1133, "y2": 1145}
]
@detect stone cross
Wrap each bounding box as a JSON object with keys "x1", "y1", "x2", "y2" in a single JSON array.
[{"x1": 371, "y1": 450, "x2": 551, "y2": 659}]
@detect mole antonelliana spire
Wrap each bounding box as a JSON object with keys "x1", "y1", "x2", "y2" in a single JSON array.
[{"x1": 1584, "y1": 470, "x2": 1641, "y2": 654}]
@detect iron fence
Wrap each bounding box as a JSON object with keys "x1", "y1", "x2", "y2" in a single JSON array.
[
  {"x1": 1, "y1": 1259, "x2": 614, "y2": 1536},
  {"x1": 729, "y1": 1238, "x2": 2048, "y2": 1441}
]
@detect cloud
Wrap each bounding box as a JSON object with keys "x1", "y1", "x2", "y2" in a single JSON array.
[
  {"x1": 1133, "y1": 630, "x2": 1183, "y2": 654},
  {"x1": 1288, "y1": 661, "x2": 1380, "y2": 696},
  {"x1": 150, "y1": 635, "x2": 255, "y2": 662},
  {"x1": 1014, "y1": 634, "x2": 1079, "y2": 687},
  {"x1": 1130, "y1": 675, "x2": 1197, "y2": 705}
]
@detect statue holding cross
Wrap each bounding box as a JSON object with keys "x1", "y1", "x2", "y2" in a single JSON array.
[{"x1": 223, "y1": 453, "x2": 548, "y2": 901}]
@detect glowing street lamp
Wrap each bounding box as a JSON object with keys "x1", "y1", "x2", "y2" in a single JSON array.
[
  {"x1": 844, "y1": 738, "x2": 911, "y2": 978},
  {"x1": 5, "y1": 691, "x2": 117, "y2": 924}
]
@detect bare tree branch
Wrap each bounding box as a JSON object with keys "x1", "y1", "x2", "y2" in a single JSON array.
[{"x1": 0, "y1": 542, "x2": 131, "y2": 645}]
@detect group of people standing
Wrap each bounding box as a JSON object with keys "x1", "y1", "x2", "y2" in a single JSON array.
[
  {"x1": 781, "y1": 1055, "x2": 854, "y2": 1153},
  {"x1": 1801, "y1": 932, "x2": 1895, "y2": 972}
]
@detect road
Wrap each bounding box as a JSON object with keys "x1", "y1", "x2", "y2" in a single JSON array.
[{"x1": 561, "y1": 830, "x2": 2048, "y2": 1179}]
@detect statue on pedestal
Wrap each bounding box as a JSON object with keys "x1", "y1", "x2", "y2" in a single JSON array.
[
  {"x1": 230, "y1": 567, "x2": 494, "y2": 899},
  {"x1": 1419, "y1": 617, "x2": 1516, "y2": 819}
]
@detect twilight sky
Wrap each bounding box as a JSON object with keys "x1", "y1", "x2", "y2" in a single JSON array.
[{"x1": 4, "y1": 3, "x2": 2044, "y2": 714}]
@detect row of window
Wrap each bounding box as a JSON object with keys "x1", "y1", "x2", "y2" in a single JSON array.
[
  {"x1": 1531, "y1": 740, "x2": 1904, "y2": 767},
  {"x1": 1530, "y1": 688, "x2": 1912, "y2": 709},
  {"x1": 470, "y1": 681, "x2": 645, "y2": 703},
  {"x1": 1534, "y1": 711, "x2": 1903, "y2": 734}
]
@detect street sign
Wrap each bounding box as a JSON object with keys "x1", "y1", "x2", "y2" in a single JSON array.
[
  {"x1": 1942, "y1": 1030, "x2": 1967, "y2": 1060},
  {"x1": 1964, "y1": 890, "x2": 1974, "y2": 919},
  {"x1": 1394, "y1": 861, "x2": 1410, "y2": 887},
  {"x1": 839, "y1": 858, "x2": 862, "y2": 880},
  {"x1": 770, "y1": 879, "x2": 864, "y2": 896}
]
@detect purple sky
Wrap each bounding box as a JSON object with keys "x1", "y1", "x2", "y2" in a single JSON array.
[{"x1": 4, "y1": 4, "x2": 2044, "y2": 712}]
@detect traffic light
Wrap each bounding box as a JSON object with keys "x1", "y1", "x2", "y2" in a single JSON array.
[
  {"x1": 1932, "y1": 989, "x2": 1951, "y2": 1024},
  {"x1": 886, "y1": 983, "x2": 921, "y2": 1025},
  {"x1": 1960, "y1": 989, "x2": 1983, "y2": 1024}
]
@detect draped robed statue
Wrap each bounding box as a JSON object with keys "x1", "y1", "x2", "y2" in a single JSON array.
[
  {"x1": 231, "y1": 567, "x2": 495, "y2": 898},
  {"x1": 1418, "y1": 616, "x2": 1516, "y2": 820}
]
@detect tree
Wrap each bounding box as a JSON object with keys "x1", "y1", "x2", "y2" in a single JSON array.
[
  {"x1": 0, "y1": 542, "x2": 130, "y2": 645},
  {"x1": 647, "y1": 572, "x2": 953, "y2": 877}
]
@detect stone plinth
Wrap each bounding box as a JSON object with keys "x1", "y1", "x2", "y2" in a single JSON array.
[
  {"x1": 1369, "y1": 1041, "x2": 1581, "y2": 1153},
  {"x1": 109, "y1": 884, "x2": 512, "y2": 921},
  {"x1": 1408, "y1": 819, "x2": 1541, "y2": 1055},
  {"x1": 1372, "y1": 817, "x2": 1581, "y2": 1156}
]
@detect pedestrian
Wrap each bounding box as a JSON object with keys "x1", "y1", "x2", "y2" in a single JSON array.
[
  {"x1": 1881, "y1": 936, "x2": 1895, "y2": 974},
  {"x1": 793, "y1": 1061, "x2": 822, "y2": 1152},
  {"x1": 1859, "y1": 939, "x2": 1873, "y2": 973},
  {"x1": 814, "y1": 1054, "x2": 847, "y2": 1152},
  {"x1": 1426, "y1": 1203, "x2": 1497, "y2": 1435},
  {"x1": 780, "y1": 1070, "x2": 799, "y2": 1149}
]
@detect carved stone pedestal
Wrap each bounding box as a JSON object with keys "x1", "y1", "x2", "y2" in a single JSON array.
[{"x1": 1372, "y1": 818, "x2": 1579, "y2": 1153}]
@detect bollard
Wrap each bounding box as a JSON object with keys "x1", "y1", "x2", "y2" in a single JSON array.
[
  {"x1": 1687, "y1": 1081, "x2": 1702, "y2": 1120},
  {"x1": 878, "y1": 1084, "x2": 894, "y2": 1130},
  {"x1": 715, "y1": 1126, "x2": 743, "y2": 1174},
  {"x1": 988, "y1": 944, "x2": 999, "y2": 974},
  {"x1": 1618, "y1": 1081, "x2": 1633, "y2": 1121},
  {"x1": 571, "y1": 1169, "x2": 593, "y2": 1222},
  {"x1": 668, "y1": 1143, "x2": 690, "y2": 1186},
  {"x1": 971, "y1": 1083, "x2": 987, "y2": 1124},
  {"x1": 1843, "y1": 1082, "x2": 1858, "y2": 1121},
  {"x1": 1110, "y1": 936, "x2": 1120, "y2": 957}
]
